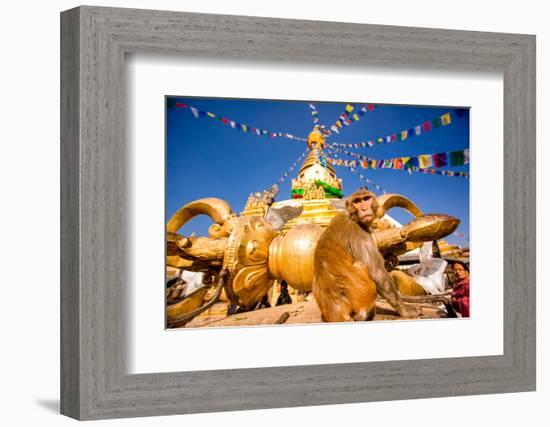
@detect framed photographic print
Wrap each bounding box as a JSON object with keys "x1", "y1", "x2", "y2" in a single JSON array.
[
  {"x1": 164, "y1": 96, "x2": 470, "y2": 329},
  {"x1": 61, "y1": 6, "x2": 535, "y2": 420}
]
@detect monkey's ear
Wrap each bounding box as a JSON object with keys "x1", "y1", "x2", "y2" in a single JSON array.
[{"x1": 344, "y1": 196, "x2": 354, "y2": 211}]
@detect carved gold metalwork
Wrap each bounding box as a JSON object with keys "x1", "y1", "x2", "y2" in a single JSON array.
[
  {"x1": 167, "y1": 197, "x2": 234, "y2": 234},
  {"x1": 166, "y1": 287, "x2": 209, "y2": 327},
  {"x1": 375, "y1": 193, "x2": 423, "y2": 219},
  {"x1": 268, "y1": 223, "x2": 324, "y2": 292},
  {"x1": 306, "y1": 128, "x2": 326, "y2": 150},
  {"x1": 390, "y1": 270, "x2": 427, "y2": 296},
  {"x1": 373, "y1": 213, "x2": 459, "y2": 255},
  {"x1": 303, "y1": 181, "x2": 326, "y2": 200},
  {"x1": 222, "y1": 216, "x2": 277, "y2": 307}
]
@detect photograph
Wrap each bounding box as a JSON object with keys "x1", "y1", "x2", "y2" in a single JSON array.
[
  {"x1": 0, "y1": 0, "x2": 540, "y2": 423},
  {"x1": 165, "y1": 96, "x2": 470, "y2": 328}
]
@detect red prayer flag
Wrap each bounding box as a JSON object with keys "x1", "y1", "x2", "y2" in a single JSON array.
[
  {"x1": 432, "y1": 152, "x2": 448, "y2": 168},
  {"x1": 422, "y1": 121, "x2": 432, "y2": 132},
  {"x1": 394, "y1": 158, "x2": 404, "y2": 169}
]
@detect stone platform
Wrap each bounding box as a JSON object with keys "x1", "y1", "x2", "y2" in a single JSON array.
[{"x1": 184, "y1": 299, "x2": 448, "y2": 328}]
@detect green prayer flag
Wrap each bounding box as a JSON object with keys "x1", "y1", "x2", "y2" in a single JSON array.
[
  {"x1": 432, "y1": 117, "x2": 442, "y2": 128},
  {"x1": 449, "y1": 150, "x2": 466, "y2": 166}
]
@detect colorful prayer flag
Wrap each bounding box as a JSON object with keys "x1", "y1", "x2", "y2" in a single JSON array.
[
  {"x1": 394, "y1": 158, "x2": 404, "y2": 169},
  {"x1": 189, "y1": 107, "x2": 199, "y2": 118},
  {"x1": 441, "y1": 112, "x2": 451, "y2": 126},
  {"x1": 432, "y1": 152, "x2": 448, "y2": 168},
  {"x1": 449, "y1": 150, "x2": 465, "y2": 166}
]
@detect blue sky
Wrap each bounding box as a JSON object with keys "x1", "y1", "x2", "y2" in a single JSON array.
[{"x1": 166, "y1": 97, "x2": 470, "y2": 247}]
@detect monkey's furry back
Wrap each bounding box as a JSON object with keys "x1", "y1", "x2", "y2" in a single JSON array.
[{"x1": 312, "y1": 212, "x2": 378, "y2": 322}]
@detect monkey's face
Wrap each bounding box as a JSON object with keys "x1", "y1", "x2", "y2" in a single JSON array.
[{"x1": 350, "y1": 192, "x2": 377, "y2": 226}]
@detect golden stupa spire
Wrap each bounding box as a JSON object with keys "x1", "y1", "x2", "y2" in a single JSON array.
[
  {"x1": 307, "y1": 125, "x2": 326, "y2": 150},
  {"x1": 291, "y1": 126, "x2": 343, "y2": 199}
]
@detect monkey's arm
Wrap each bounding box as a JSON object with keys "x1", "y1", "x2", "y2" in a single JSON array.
[
  {"x1": 374, "y1": 274, "x2": 420, "y2": 318},
  {"x1": 359, "y1": 233, "x2": 421, "y2": 319}
]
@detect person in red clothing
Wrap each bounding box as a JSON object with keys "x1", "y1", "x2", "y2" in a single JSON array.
[{"x1": 451, "y1": 261, "x2": 470, "y2": 317}]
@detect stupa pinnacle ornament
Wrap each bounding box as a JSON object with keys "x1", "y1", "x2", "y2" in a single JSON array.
[{"x1": 291, "y1": 127, "x2": 343, "y2": 200}]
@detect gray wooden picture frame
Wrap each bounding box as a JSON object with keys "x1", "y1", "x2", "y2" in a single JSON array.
[{"x1": 60, "y1": 5, "x2": 536, "y2": 421}]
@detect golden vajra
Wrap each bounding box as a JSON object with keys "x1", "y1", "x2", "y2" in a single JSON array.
[{"x1": 166, "y1": 193, "x2": 458, "y2": 327}]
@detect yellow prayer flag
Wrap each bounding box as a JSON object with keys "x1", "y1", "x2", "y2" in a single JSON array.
[
  {"x1": 353, "y1": 114, "x2": 360, "y2": 121},
  {"x1": 418, "y1": 155, "x2": 433, "y2": 169},
  {"x1": 336, "y1": 121, "x2": 343, "y2": 128},
  {"x1": 441, "y1": 112, "x2": 451, "y2": 126},
  {"x1": 206, "y1": 112, "x2": 216, "y2": 118},
  {"x1": 345, "y1": 104, "x2": 354, "y2": 113},
  {"x1": 401, "y1": 130, "x2": 408, "y2": 140}
]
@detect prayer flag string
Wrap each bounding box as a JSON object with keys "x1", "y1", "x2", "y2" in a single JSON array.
[
  {"x1": 325, "y1": 148, "x2": 388, "y2": 194},
  {"x1": 327, "y1": 144, "x2": 470, "y2": 178},
  {"x1": 276, "y1": 149, "x2": 309, "y2": 185},
  {"x1": 330, "y1": 110, "x2": 464, "y2": 149},
  {"x1": 309, "y1": 103, "x2": 320, "y2": 125},
  {"x1": 328, "y1": 148, "x2": 469, "y2": 241},
  {"x1": 327, "y1": 103, "x2": 376, "y2": 137},
  {"x1": 168, "y1": 99, "x2": 307, "y2": 142}
]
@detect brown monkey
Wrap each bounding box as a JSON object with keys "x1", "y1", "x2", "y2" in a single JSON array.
[{"x1": 313, "y1": 187, "x2": 420, "y2": 322}]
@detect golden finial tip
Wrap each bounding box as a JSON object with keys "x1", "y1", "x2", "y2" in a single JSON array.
[{"x1": 307, "y1": 128, "x2": 325, "y2": 149}]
